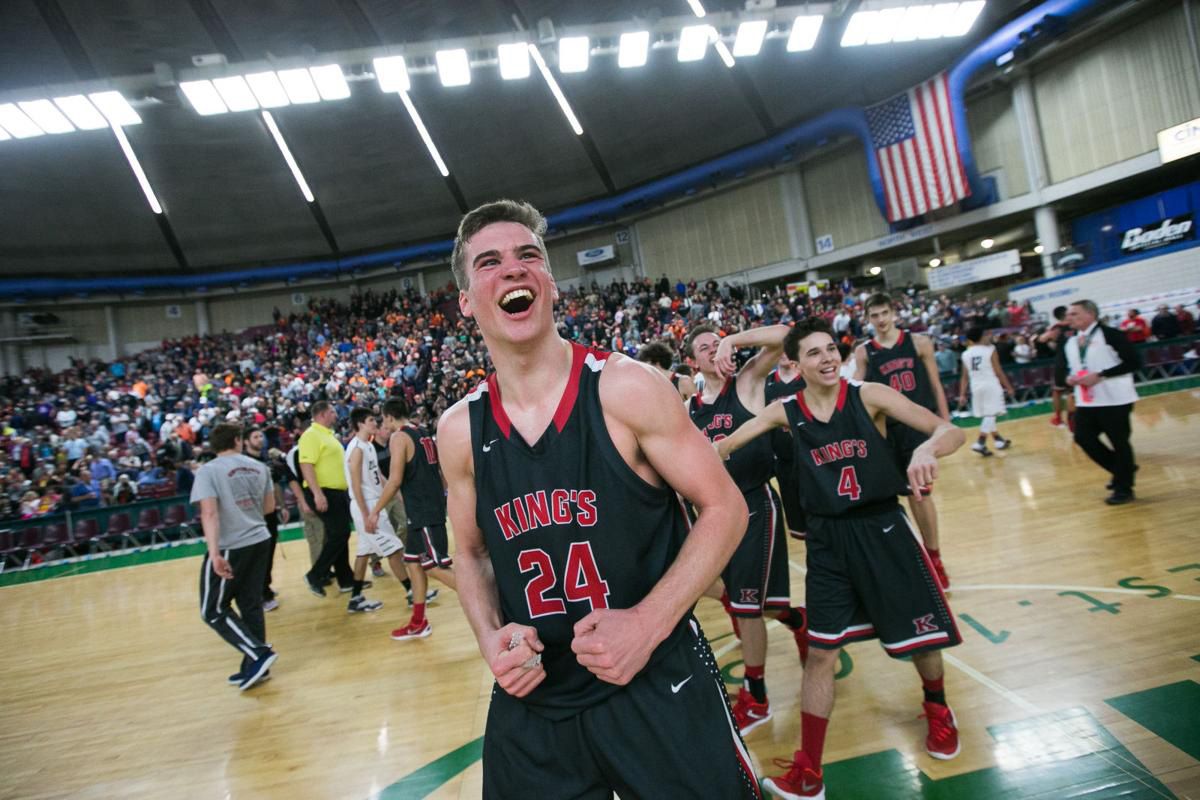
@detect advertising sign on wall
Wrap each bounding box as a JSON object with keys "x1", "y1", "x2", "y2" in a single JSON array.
[
  {"x1": 1119, "y1": 215, "x2": 1193, "y2": 254},
  {"x1": 926, "y1": 249, "x2": 1021, "y2": 292}
]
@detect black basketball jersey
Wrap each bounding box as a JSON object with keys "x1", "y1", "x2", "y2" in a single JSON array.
[
  {"x1": 765, "y1": 368, "x2": 806, "y2": 403},
  {"x1": 469, "y1": 343, "x2": 691, "y2": 719},
  {"x1": 373, "y1": 440, "x2": 391, "y2": 480},
  {"x1": 690, "y1": 378, "x2": 773, "y2": 495},
  {"x1": 401, "y1": 425, "x2": 446, "y2": 527},
  {"x1": 781, "y1": 381, "x2": 908, "y2": 517},
  {"x1": 863, "y1": 330, "x2": 937, "y2": 413}
]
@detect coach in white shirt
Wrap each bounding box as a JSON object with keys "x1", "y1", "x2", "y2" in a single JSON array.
[{"x1": 1056, "y1": 299, "x2": 1141, "y2": 505}]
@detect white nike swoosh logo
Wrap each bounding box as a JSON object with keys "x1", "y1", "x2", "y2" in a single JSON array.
[
  {"x1": 883, "y1": 525, "x2": 895, "y2": 533},
  {"x1": 670, "y1": 675, "x2": 693, "y2": 693},
  {"x1": 482, "y1": 439, "x2": 499, "y2": 452},
  {"x1": 745, "y1": 708, "x2": 769, "y2": 719}
]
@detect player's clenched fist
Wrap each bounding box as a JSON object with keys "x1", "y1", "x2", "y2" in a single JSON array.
[
  {"x1": 571, "y1": 607, "x2": 662, "y2": 686},
  {"x1": 485, "y1": 623, "x2": 546, "y2": 698}
]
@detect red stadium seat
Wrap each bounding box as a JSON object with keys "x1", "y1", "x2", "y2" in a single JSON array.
[
  {"x1": 73, "y1": 518, "x2": 102, "y2": 552},
  {"x1": 103, "y1": 512, "x2": 136, "y2": 549},
  {"x1": 162, "y1": 504, "x2": 196, "y2": 540},
  {"x1": 39, "y1": 522, "x2": 76, "y2": 559},
  {"x1": 136, "y1": 507, "x2": 166, "y2": 544}
]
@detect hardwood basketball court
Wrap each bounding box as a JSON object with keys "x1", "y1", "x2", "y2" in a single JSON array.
[{"x1": 2, "y1": 392, "x2": 1198, "y2": 799}]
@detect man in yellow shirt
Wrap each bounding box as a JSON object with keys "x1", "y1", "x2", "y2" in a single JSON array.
[{"x1": 299, "y1": 401, "x2": 356, "y2": 596}]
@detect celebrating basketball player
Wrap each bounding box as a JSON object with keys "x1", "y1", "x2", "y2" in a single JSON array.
[
  {"x1": 437, "y1": 200, "x2": 761, "y2": 798},
  {"x1": 718, "y1": 318, "x2": 965, "y2": 799},
  {"x1": 688, "y1": 322, "x2": 809, "y2": 735},
  {"x1": 854, "y1": 293, "x2": 953, "y2": 588}
]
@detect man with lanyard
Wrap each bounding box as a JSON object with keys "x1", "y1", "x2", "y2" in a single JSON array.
[
  {"x1": 854, "y1": 293, "x2": 952, "y2": 589},
  {"x1": 1056, "y1": 300, "x2": 1140, "y2": 504}
]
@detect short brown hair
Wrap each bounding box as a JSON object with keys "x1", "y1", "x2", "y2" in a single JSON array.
[
  {"x1": 209, "y1": 423, "x2": 243, "y2": 453},
  {"x1": 784, "y1": 318, "x2": 836, "y2": 361},
  {"x1": 865, "y1": 292, "x2": 893, "y2": 311},
  {"x1": 683, "y1": 323, "x2": 720, "y2": 358},
  {"x1": 451, "y1": 199, "x2": 549, "y2": 290},
  {"x1": 637, "y1": 341, "x2": 675, "y2": 371}
]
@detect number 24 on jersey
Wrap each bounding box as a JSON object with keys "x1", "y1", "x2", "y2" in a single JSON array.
[{"x1": 519, "y1": 542, "x2": 610, "y2": 618}]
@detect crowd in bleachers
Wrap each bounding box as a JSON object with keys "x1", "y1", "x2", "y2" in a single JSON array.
[{"x1": 3, "y1": 272, "x2": 1197, "y2": 530}]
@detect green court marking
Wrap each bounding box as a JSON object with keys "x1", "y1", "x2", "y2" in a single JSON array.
[
  {"x1": 958, "y1": 613, "x2": 1010, "y2": 644},
  {"x1": 1018, "y1": 600, "x2": 1032, "y2": 606},
  {"x1": 1192, "y1": 655, "x2": 1200, "y2": 663},
  {"x1": 381, "y1": 706, "x2": 1173, "y2": 799},
  {"x1": 374, "y1": 736, "x2": 483, "y2": 800},
  {"x1": 708, "y1": 631, "x2": 735, "y2": 645},
  {"x1": 0, "y1": 525, "x2": 305, "y2": 588},
  {"x1": 1167, "y1": 564, "x2": 1200, "y2": 583},
  {"x1": 1107, "y1": 680, "x2": 1200, "y2": 762},
  {"x1": 1116, "y1": 577, "x2": 1172, "y2": 598},
  {"x1": 721, "y1": 658, "x2": 743, "y2": 685},
  {"x1": 1057, "y1": 590, "x2": 1121, "y2": 614}
]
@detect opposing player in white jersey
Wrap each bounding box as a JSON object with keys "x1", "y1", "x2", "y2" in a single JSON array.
[
  {"x1": 958, "y1": 328, "x2": 1016, "y2": 456},
  {"x1": 343, "y1": 407, "x2": 405, "y2": 614}
]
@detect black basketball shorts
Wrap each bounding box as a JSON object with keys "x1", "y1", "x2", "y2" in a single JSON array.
[
  {"x1": 482, "y1": 619, "x2": 761, "y2": 800},
  {"x1": 724, "y1": 485, "x2": 791, "y2": 619},
  {"x1": 404, "y1": 523, "x2": 453, "y2": 569},
  {"x1": 773, "y1": 457, "x2": 807, "y2": 538},
  {"x1": 805, "y1": 504, "x2": 960, "y2": 657}
]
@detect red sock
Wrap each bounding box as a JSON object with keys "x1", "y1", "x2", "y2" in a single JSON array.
[
  {"x1": 801, "y1": 712, "x2": 829, "y2": 768},
  {"x1": 922, "y1": 676, "x2": 944, "y2": 694},
  {"x1": 412, "y1": 602, "x2": 426, "y2": 625},
  {"x1": 744, "y1": 664, "x2": 765, "y2": 680}
]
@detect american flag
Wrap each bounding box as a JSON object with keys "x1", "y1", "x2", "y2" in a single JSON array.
[{"x1": 866, "y1": 72, "x2": 970, "y2": 223}]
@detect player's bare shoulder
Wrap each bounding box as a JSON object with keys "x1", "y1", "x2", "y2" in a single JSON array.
[
  {"x1": 597, "y1": 352, "x2": 675, "y2": 419},
  {"x1": 911, "y1": 332, "x2": 935, "y2": 356},
  {"x1": 436, "y1": 396, "x2": 474, "y2": 473}
]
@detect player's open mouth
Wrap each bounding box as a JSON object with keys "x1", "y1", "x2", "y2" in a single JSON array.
[
  {"x1": 819, "y1": 364, "x2": 838, "y2": 377},
  {"x1": 499, "y1": 288, "x2": 535, "y2": 315}
]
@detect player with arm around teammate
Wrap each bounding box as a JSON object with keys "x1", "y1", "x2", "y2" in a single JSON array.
[
  {"x1": 438, "y1": 199, "x2": 762, "y2": 799},
  {"x1": 344, "y1": 407, "x2": 404, "y2": 616},
  {"x1": 854, "y1": 293, "x2": 953, "y2": 589},
  {"x1": 958, "y1": 327, "x2": 1016, "y2": 456},
  {"x1": 721, "y1": 318, "x2": 965, "y2": 800}
]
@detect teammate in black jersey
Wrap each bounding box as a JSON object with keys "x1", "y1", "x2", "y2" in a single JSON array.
[
  {"x1": 637, "y1": 340, "x2": 697, "y2": 402},
  {"x1": 374, "y1": 398, "x2": 456, "y2": 641},
  {"x1": 438, "y1": 200, "x2": 761, "y2": 799},
  {"x1": 719, "y1": 318, "x2": 965, "y2": 800},
  {"x1": 853, "y1": 293, "x2": 953, "y2": 589},
  {"x1": 689, "y1": 322, "x2": 809, "y2": 736},
  {"x1": 765, "y1": 357, "x2": 807, "y2": 541}
]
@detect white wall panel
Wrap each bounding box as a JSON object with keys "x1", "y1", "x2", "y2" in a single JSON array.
[
  {"x1": 802, "y1": 145, "x2": 890, "y2": 252},
  {"x1": 967, "y1": 86, "x2": 1029, "y2": 199}
]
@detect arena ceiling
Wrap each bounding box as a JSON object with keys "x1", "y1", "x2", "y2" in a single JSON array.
[{"x1": 0, "y1": 0, "x2": 1036, "y2": 279}]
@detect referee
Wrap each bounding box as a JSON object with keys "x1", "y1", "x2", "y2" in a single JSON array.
[
  {"x1": 299, "y1": 401, "x2": 356, "y2": 595},
  {"x1": 1058, "y1": 299, "x2": 1141, "y2": 505}
]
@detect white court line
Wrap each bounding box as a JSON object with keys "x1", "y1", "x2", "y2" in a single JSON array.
[
  {"x1": 712, "y1": 620, "x2": 781, "y2": 660},
  {"x1": 949, "y1": 583, "x2": 1200, "y2": 602},
  {"x1": 941, "y1": 652, "x2": 1039, "y2": 713}
]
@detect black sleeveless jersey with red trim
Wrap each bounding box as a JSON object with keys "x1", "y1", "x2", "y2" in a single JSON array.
[
  {"x1": 690, "y1": 378, "x2": 774, "y2": 495},
  {"x1": 765, "y1": 368, "x2": 806, "y2": 403},
  {"x1": 781, "y1": 381, "x2": 908, "y2": 517},
  {"x1": 863, "y1": 330, "x2": 937, "y2": 413},
  {"x1": 468, "y1": 343, "x2": 691, "y2": 719},
  {"x1": 401, "y1": 425, "x2": 446, "y2": 527}
]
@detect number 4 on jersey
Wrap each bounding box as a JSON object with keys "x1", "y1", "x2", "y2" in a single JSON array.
[
  {"x1": 520, "y1": 542, "x2": 610, "y2": 618},
  {"x1": 837, "y1": 466, "x2": 862, "y2": 501}
]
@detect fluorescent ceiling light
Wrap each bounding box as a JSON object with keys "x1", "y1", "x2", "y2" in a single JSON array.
[
  {"x1": 180, "y1": 80, "x2": 228, "y2": 115},
  {"x1": 678, "y1": 25, "x2": 712, "y2": 62},
  {"x1": 929, "y1": 257, "x2": 942, "y2": 267},
  {"x1": 733, "y1": 20, "x2": 768, "y2": 57},
  {"x1": 686, "y1": 0, "x2": 707, "y2": 17},
  {"x1": 0, "y1": 127, "x2": 8, "y2": 141},
  {"x1": 894, "y1": 5, "x2": 933, "y2": 42},
  {"x1": 498, "y1": 43, "x2": 530, "y2": 79},
  {"x1": 245, "y1": 72, "x2": 290, "y2": 108},
  {"x1": 841, "y1": 11, "x2": 873, "y2": 46},
  {"x1": 921, "y1": 3, "x2": 962, "y2": 39},
  {"x1": 399, "y1": 91, "x2": 450, "y2": 177},
  {"x1": 88, "y1": 91, "x2": 141, "y2": 126},
  {"x1": 787, "y1": 15, "x2": 824, "y2": 51},
  {"x1": 946, "y1": 0, "x2": 986, "y2": 36},
  {"x1": 559, "y1": 36, "x2": 590, "y2": 73},
  {"x1": 869, "y1": 265, "x2": 882, "y2": 275},
  {"x1": 110, "y1": 124, "x2": 162, "y2": 214},
  {"x1": 372, "y1": 56, "x2": 411, "y2": 93},
  {"x1": 529, "y1": 44, "x2": 584, "y2": 135},
  {"x1": 436, "y1": 49, "x2": 471, "y2": 87},
  {"x1": 53, "y1": 95, "x2": 110, "y2": 129},
  {"x1": 981, "y1": 237, "x2": 995, "y2": 249},
  {"x1": 0, "y1": 103, "x2": 45, "y2": 138},
  {"x1": 213, "y1": 76, "x2": 259, "y2": 112},
  {"x1": 618, "y1": 31, "x2": 650, "y2": 68},
  {"x1": 277, "y1": 68, "x2": 321, "y2": 104},
  {"x1": 262, "y1": 110, "x2": 314, "y2": 203},
  {"x1": 18, "y1": 99, "x2": 74, "y2": 134},
  {"x1": 309, "y1": 64, "x2": 350, "y2": 100},
  {"x1": 868, "y1": 7, "x2": 907, "y2": 44},
  {"x1": 714, "y1": 40, "x2": 736, "y2": 68}
]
